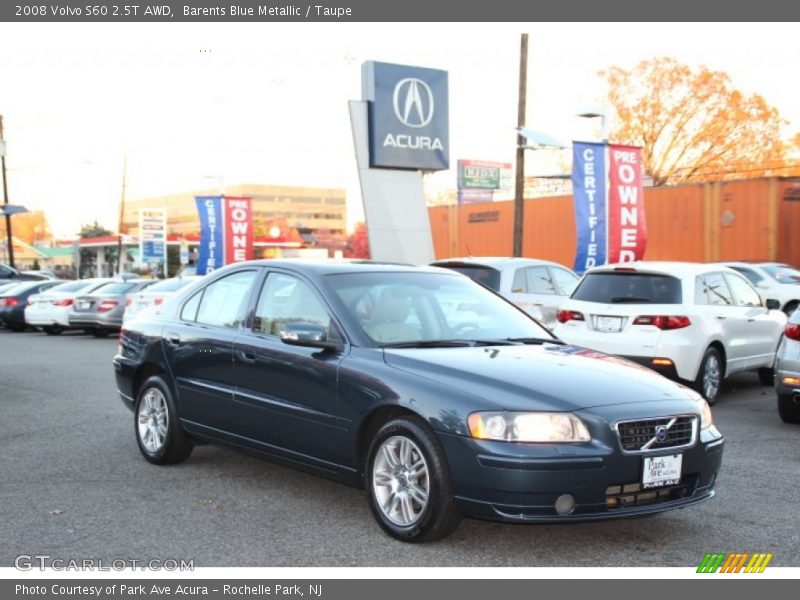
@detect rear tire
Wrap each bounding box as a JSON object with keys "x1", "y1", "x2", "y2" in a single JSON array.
[
  {"x1": 91, "y1": 329, "x2": 110, "y2": 338},
  {"x1": 365, "y1": 416, "x2": 461, "y2": 543},
  {"x1": 7, "y1": 323, "x2": 26, "y2": 332},
  {"x1": 694, "y1": 347, "x2": 722, "y2": 405},
  {"x1": 134, "y1": 375, "x2": 194, "y2": 465},
  {"x1": 43, "y1": 326, "x2": 63, "y2": 335},
  {"x1": 777, "y1": 394, "x2": 800, "y2": 424}
]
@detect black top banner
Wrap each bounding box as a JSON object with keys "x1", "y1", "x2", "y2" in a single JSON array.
[{"x1": 2, "y1": 0, "x2": 800, "y2": 22}]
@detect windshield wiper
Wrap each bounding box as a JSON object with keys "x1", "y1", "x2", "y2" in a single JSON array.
[
  {"x1": 382, "y1": 338, "x2": 523, "y2": 349},
  {"x1": 610, "y1": 296, "x2": 653, "y2": 303},
  {"x1": 505, "y1": 337, "x2": 565, "y2": 345},
  {"x1": 382, "y1": 339, "x2": 477, "y2": 349}
]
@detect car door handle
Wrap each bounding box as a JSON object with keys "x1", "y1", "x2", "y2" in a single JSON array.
[
  {"x1": 237, "y1": 350, "x2": 256, "y2": 364},
  {"x1": 165, "y1": 332, "x2": 181, "y2": 346},
  {"x1": 715, "y1": 315, "x2": 726, "y2": 320}
]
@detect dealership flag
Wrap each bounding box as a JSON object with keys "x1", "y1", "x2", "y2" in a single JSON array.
[
  {"x1": 195, "y1": 196, "x2": 254, "y2": 275},
  {"x1": 571, "y1": 141, "x2": 607, "y2": 274},
  {"x1": 607, "y1": 144, "x2": 647, "y2": 263}
]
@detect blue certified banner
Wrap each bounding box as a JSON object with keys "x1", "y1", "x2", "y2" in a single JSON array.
[
  {"x1": 362, "y1": 61, "x2": 449, "y2": 171},
  {"x1": 195, "y1": 196, "x2": 224, "y2": 275},
  {"x1": 572, "y1": 141, "x2": 607, "y2": 274}
]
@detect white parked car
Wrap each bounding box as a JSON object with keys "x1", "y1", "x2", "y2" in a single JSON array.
[
  {"x1": 431, "y1": 257, "x2": 579, "y2": 329},
  {"x1": 552, "y1": 262, "x2": 787, "y2": 404},
  {"x1": 123, "y1": 276, "x2": 202, "y2": 324},
  {"x1": 24, "y1": 278, "x2": 112, "y2": 334},
  {"x1": 719, "y1": 262, "x2": 800, "y2": 315}
]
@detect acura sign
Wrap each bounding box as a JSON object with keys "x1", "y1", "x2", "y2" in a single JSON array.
[{"x1": 362, "y1": 61, "x2": 449, "y2": 171}]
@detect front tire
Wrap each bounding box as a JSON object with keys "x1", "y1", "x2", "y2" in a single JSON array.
[
  {"x1": 365, "y1": 416, "x2": 461, "y2": 543},
  {"x1": 695, "y1": 347, "x2": 722, "y2": 405},
  {"x1": 134, "y1": 375, "x2": 193, "y2": 465},
  {"x1": 777, "y1": 394, "x2": 800, "y2": 424}
]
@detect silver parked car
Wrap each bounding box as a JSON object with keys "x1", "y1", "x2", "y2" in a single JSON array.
[
  {"x1": 68, "y1": 279, "x2": 156, "y2": 337},
  {"x1": 775, "y1": 310, "x2": 800, "y2": 423},
  {"x1": 431, "y1": 257, "x2": 580, "y2": 329}
]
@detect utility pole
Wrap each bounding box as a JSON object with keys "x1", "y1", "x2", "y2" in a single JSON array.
[
  {"x1": 512, "y1": 34, "x2": 528, "y2": 258},
  {"x1": 0, "y1": 115, "x2": 15, "y2": 269},
  {"x1": 116, "y1": 156, "x2": 127, "y2": 275}
]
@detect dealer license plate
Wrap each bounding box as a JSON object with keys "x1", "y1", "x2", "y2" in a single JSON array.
[
  {"x1": 79, "y1": 302, "x2": 90, "y2": 310},
  {"x1": 595, "y1": 315, "x2": 623, "y2": 332},
  {"x1": 642, "y1": 454, "x2": 683, "y2": 489}
]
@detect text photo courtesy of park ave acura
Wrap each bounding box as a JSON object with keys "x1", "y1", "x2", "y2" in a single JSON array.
[{"x1": 1, "y1": 9, "x2": 800, "y2": 585}]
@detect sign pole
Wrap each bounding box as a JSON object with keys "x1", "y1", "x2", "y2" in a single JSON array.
[{"x1": 512, "y1": 34, "x2": 528, "y2": 257}]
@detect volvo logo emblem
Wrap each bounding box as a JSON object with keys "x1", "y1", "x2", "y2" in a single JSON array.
[
  {"x1": 392, "y1": 78, "x2": 434, "y2": 128},
  {"x1": 655, "y1": 425, "x2": 668, "y2": 443}
]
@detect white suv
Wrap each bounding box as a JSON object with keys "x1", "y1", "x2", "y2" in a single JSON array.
[{"x1": 552, "y1": 262, "x2": 787, "y2": 404}]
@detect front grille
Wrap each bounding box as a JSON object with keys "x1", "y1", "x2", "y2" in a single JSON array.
[
  {"x1": 615, "y1": 415, "x2": 697, "y2": 453},
  {"x1": 605, "y1": 475, "x2": 698, "y2": 509}
]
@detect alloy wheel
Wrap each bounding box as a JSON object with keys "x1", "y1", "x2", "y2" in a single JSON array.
[
  {"x1": 703, "y1": 354, "x2": 721, "y2": 401},
  {"x1": 137, "y1": 388, "x2": 169, "y2": 453},
  {"x1": 372, "y1": 435, "x2": 430, "y2": 527}
]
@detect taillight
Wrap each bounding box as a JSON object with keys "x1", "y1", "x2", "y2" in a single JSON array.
[
  {"x1": 633, "y1": 315, "x2": 691, "y2": 330},
  {"x1": 98, "y1": 300, "x2": 119, "y2": 312},
  {"x1": 557, "y1": 309, "x2": 585, "y2": 323},
  {"x1": 786, "y1": 323, "x2": 800, "y2": 341},
  {"x1": 4, "y1": 297, "x2": 19, "y2": 307},
  {"x1": 154, "y1": 297, "x2": 164, "y2": 305},
  {"x1": 54, "y1": 298, "x2": 73, "y2": 307}
]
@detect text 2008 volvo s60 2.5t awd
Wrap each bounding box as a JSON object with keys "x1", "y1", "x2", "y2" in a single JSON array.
[{"x1": 113, "y1": 261, "x2": 724, "y2": 542}]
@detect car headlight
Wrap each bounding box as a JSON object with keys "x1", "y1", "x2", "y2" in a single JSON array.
[
  {"x1": 685, "y1": 389, "x2": 713, "y2": 429},
  {"x1": 467, "y1": 411, "x2": 591, "y2": 443}
]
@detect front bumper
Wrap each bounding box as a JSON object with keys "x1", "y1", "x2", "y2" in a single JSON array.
[{"x1": 437, "y1": 406, "x2": 724, "y2": 523}]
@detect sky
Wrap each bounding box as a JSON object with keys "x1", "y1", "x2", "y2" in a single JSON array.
[{"x1": 1, "y1": 22, "x2": 798, "y2": 238}]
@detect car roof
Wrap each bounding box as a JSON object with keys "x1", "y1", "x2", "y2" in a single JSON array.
[
  {"x1": 214, "y1": 259, "x2": 448, "y2": 276},
  {"x1": 431, "y1": 256, "x2": 565, "y2": 269},
  {"x1": 586, "y1": 261, "x2": 739, "y2": 277}
]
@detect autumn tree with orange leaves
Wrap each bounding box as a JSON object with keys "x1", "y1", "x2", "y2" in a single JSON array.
[{"x1": 601, "y1": 57, "x2": 799, "y2": 185}]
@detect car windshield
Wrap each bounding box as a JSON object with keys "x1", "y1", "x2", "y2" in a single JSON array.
[
  {"x1": 761, "y1": 264, "x2": 800, "y2": 284},
  {"x1": 571, "y1": 272, "x2": 682, "y2": 304},
  {"x1": 90, "y1": 282, "x2": 137, "y2": 295},
  {"x1": 326, "y1": 271, "x2": 554, "y2": 346},
  {"x1": 433, "y1": 264, "x2": 501, "y2": 291},
  {"x1": 49, "y1": 280, "x2": 92, "y2": 293}
]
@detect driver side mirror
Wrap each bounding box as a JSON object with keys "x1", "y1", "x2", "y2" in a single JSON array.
[
  {"x1": 765, "y1": 298, "x2": 781, "y2": 311},
  {"x1": 280, "y1": 322, "x2": 342, "y2": 351}
]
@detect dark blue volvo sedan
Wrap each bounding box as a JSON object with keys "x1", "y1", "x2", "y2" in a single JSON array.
[{"x1": 113, "y1": 260, "x2": 724, "y2": 542}]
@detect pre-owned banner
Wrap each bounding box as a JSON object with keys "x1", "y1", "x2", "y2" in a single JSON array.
[
  {"x1": 607, "y1": 144, "x2": 647, "y2": 263},
  {"x1": 223, "y1": 196, "x2": 254, "y2": 264},
  {"x1": 195, "y1": 196, "x2": 254, "y2": 275},
  {"x1": 571, "y1": 141, "x2": 607, "y2": 274},
  {"x1": 195, "y1": 196, "x2": 224, "y2": 275}
]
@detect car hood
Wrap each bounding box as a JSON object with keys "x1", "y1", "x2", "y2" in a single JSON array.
[{"x1": 383, "y1": 343, "x2": 694, "y2": 412}]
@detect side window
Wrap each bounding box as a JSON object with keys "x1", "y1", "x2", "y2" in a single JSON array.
[
  {"x1": 731, "y1": 266, "x2": 763, "y2": 285},
  {"x1": 694, "y1": 277, "x2": 709, "y2": 305},
  {"x1": 703, "y1": 272, "x2": 734, "y2": 307},
  {"x1": 525, "y1": 266, "x2": 557, "y2": 295},
  {"x1": 725, "y1": 274, "x2": 763, "y2": 307},
  {"x1": 195, "y1": 270, "x2": 258, "y2": 328},
  {"x1": 511, "y1": 268, "x2": 527, "y2": 293},
  {"x1": 253, "y1": 273, "x2": 331, "y2": 336},
  {"x1": 550, "y1": 267, "x2": 579, "y2": 296},
  {"x1": 181, "y1": 291, "x2": 202, "y2": 321}
]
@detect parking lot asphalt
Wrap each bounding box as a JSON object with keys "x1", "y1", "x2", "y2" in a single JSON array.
[{"x1": 1, "y1": 328, "x2": 799, "y2": 568}]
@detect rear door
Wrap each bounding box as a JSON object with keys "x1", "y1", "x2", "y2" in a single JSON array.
[
  {"x1": 507, "y1": 265, "x2": 560, "y2": 325},
  {"x1": 724, "y1": 272, "x2": 782, "y2": 368},
  {"x1": 695, "y1": 272, "x2": 750, "y2": 374},
  {"x1": 163, "y1": 269, "x2": 260, "y2": 435}
]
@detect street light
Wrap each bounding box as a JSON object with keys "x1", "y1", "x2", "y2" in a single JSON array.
[{"x1": 576, "y1": 106, "x2": 611, "y2": 142}]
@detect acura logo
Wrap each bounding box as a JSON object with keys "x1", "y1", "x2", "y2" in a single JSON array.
[{"x1": 392, "y1": 78, "x2": 434, "y2": 128}]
